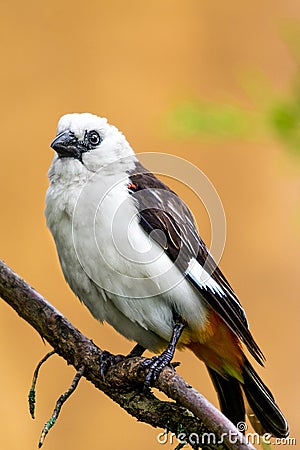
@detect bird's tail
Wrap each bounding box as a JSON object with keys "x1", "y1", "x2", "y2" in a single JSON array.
[
  {"x1": 207, "y1": 359, "x2": 289, "y2": 438},
  {"x1": 241, "y1": 358, "x2": 289, "y2": 438},
  {"x1": 207, "y1": 366, "x2": 245, "y2": 428}
]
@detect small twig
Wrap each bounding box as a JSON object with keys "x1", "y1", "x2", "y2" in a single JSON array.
[
  {"x1": 38, "y1": 365, "x2": 85, "y2": 448},
  {"x1": 28, "y1": 351, "x2": 56, "y2": 419}
]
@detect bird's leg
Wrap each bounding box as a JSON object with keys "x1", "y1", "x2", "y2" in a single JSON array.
[
  {"x1": 99, "y1": 344, "x2": 146, "y2": 380},
  {"x1": 126, "y1": 343, "x2": 146, "y2": 358},
  {"x1": 140, "y1": 321, "x2": 185, "y2": 389}
]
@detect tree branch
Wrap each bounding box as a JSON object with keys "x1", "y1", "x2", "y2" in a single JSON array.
[{"x1": 0, "y1": 259, "x2": 254, "y2": 450}]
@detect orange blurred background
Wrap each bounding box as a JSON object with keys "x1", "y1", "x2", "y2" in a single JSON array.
[{"x1": 0, "y1": 1, "x2": 299, "y2": 449}]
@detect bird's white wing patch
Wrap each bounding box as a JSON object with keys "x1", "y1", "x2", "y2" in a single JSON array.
[{"x1": 185, "y1": 257, "x2": 226, "y2": 296}]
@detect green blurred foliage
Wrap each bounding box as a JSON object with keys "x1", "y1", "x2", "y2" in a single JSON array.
[
  {"x1": 166, "y1": 25, "x2": 300, "y2": 156},
  {"x1": 269, "y1": 96, "x2": 300, "y2": 154},
  {"x1": 166, "y1": 101, "x2": 261, "y2": 141},
  {"x1": 166, "y1": 91, "x2": 300, "y2": 155}
]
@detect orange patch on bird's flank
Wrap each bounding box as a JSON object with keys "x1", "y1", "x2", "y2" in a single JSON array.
[
  {"x1": 186, "y1": 310, "x2": 244, "y2": 381},
  {"x1": 127, "y1": 182, "x2": 137, "y2": 190}
]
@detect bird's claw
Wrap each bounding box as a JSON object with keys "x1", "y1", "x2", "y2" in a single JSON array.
[
  {"x1": 139, "y1": 351, "x2": 173, "y2": 389},
  {"x1": 99, "y1": 350, "x2": 124, "y2": 380}
]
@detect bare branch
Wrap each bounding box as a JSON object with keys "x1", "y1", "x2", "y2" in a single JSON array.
[
  {"x1": 28, "y1": 350, "x2": 56, "y2": 419},
  {"x1": 0, "y1": 259, "x2": 254, "y2": 450},
  {"x1": 38, "y1": 365, "x2": 85, "y2": 448}
]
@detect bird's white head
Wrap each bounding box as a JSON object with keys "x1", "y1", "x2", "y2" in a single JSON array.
[{"x1": 49, "y1": 113, "x2": 136, "y2": 176}]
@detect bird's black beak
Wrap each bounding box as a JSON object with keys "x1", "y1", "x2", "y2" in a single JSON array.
[{"x1": 50, "y1": 130, "x2": 82, "y2": 160}]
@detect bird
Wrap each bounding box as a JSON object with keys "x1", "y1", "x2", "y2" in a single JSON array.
[{"x1": 45, "y1": 112, "x2": 289, "y2": 438}]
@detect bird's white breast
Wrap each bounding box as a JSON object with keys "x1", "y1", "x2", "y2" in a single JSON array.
[{"x1": 46, "y1": 157, "x2": 209, "y2": 350}]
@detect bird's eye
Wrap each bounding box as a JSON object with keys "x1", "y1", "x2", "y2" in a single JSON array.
[{"x1": 87, "y1": 130, "x2": 102, "y2": 147}]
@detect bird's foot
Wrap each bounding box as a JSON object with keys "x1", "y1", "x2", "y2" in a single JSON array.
[
  {"x1": 99, "y1": 345, "x2": 145, "y2": 380},
  {"x1": 99, "y1": 350, "x2": 125, "y2": 380},
  {"x1": 139, "y1": 347, "x2": 174, "y2": 389},
  {"x1": 139, "y1": 321, "x2": 185, "y2": 389}
]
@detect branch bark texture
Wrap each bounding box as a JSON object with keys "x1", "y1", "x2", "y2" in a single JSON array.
[{"x1": 0, "y1": 259, "x2": 254, "y2": 450}]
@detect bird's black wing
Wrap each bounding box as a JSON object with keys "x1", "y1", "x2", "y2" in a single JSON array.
[{"x1": 128, "y1": 161, "x2": 265, "y2": 365}]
